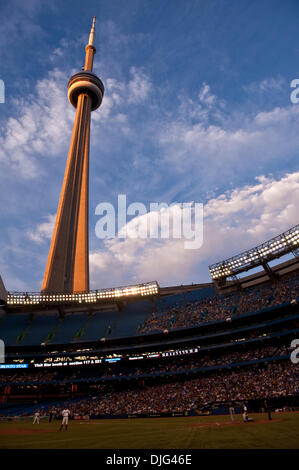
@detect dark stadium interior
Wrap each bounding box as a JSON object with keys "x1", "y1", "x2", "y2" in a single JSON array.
[{"x1": 0, "y1": 260, "x2": 298, "y2": 419}]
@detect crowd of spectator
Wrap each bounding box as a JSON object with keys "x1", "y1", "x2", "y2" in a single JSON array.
[
  {"x1": 139, "y1": 273, "x2": 299, "y2": 334},
  {"x1": 0, "y1": 370, "x2": 58, "y2": 385},
  {"x1": 100, "y1": 345, "x2": 291, "y2": 378},
  {"x1": 40, "y1": 361, "x2": 298, "y2": 416},
  {"x1": 0, "y1": 344, "x2": 291, "y2": 386}
]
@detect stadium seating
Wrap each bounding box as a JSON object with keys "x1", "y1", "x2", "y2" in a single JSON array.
[
  {"x1": 139, "y1": 273, "x2": 299, "y2": 334},
  {"x1": 82, "y1": 310, "x2": 119, "y2": 341},
  {"x1": 155, "y1": 293, "x2": 186, "y2": 315},
  {"x1": 1, "y1": 273, "x2": 298, "y2": 346},
  {"x1": 0, "y1": 358, "x2": 297, "y2": 417},
  {"x1": 48, "y1": 313, "x2": 89, "y2": 344},
  {"x1": 110, "y1": 300, "x2": 153, "y2": 338},
  {"x1": 183, "y1": 286, "x2": 215, "y2": 303},
  {"x1": 0, "y1": 313, "x2": 31, "y2": 346},
  {"x1": 20, "y1": 313, "x2": 60, "y2": 346}
]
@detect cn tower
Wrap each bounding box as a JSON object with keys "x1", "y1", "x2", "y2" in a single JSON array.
[{"x1": 41, "y1": 17, "x2": 104, "y2": 294}]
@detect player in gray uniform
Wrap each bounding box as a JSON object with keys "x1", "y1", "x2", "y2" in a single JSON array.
[{"x1": 59, "y1": 408, "x2": 71, "y2": 431}]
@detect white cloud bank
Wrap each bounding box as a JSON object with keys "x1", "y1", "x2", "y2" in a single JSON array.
[
  {"x1": 0, "y1": 69, "x2": 75, "y2": 178},
  {"x1": 27, "y1": 214, "x2": 55, "y2": 244},
  {"x1": 0, "y1": 64, "x2": 152, "y2": 179},
  {"x1": 159, "y1": 83, "x2": 299, "y2": 185},
  {"x1": 90, "y1": 171, "x2": 299, "y2": 288}
]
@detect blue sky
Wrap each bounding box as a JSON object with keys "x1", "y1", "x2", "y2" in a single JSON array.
[{"x1": 0, "y1": 0, "x2": 298, "y2": 291}]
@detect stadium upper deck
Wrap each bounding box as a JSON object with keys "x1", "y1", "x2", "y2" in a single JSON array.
[
  {"x1": 0, "y1": 267, "x2": 297, "y2": 363},
  {"x1": 0, "y1": 225, "x2": 298, "y2": 353}
]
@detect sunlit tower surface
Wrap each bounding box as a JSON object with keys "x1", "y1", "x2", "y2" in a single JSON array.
[{"x1": 41, "y1": 17, "x2": 104, "y2": 294}]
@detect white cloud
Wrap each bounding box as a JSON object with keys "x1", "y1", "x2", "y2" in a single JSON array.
[
  {"x1": 0, "y1": 69, "x2": 74, "y2": 178},
  {"x1": 158, "y1": 84, "x2": 299, "y2": 182},
  {"x1": 199, "y1": 83, "x2": 217, "y2": 106},
  {"x1": 89, "y1": 171, "x2": 299, "y2": 287},
  {"x1": 27, "y1": 214, "x2": 55, "y2": 244},
  {"x1": 243, "y1": 77, "x2": 285, "y2": 94},
  {"x1": 93, "y1": 67, "x2": 152, "y2": 124},
  {"x1": 128, "y1": 67, "x2": 152, "y2": 104},
  {"x1": 0, "y1": 59, "x2": 152, "y2": 179},
  {"x1": 202, "y1": 172, "x2": 299, "y2": 256}
]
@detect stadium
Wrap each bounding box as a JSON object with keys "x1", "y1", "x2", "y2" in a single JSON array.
[
  {"x1": 0, "y1": 224, "x2": 298, "y2": 449},
  {"x1": 0, "y1": 3, "x2": 299, "y2": 452}
]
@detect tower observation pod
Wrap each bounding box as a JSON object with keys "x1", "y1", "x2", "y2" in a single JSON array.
[{"x1": 41, "y1": 17, "x2": 104, "y2": 294}]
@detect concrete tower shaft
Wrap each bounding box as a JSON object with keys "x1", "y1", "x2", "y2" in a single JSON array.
[{"x1": 41, "y1": 17, "x2": 104, "y2": 294}]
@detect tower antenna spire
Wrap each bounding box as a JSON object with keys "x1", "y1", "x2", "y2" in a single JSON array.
[
  {"x1": 84, "y1": 16, "x2": 97, "y2": 71},
  {"x1": 88, "y1": 16, "x2": 96, "y2": 47}
]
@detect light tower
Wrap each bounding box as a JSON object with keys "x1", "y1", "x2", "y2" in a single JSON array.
[{"x1": 41, "y1": 17, "x2": 104, "y2": 294}]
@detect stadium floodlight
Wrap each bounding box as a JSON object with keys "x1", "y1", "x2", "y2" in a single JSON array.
[
  {"x1": 209, "y1": 223, "x2": 299, "y2": 281},
  {"x1": 6, "y1": 281, "x2": 159, "y2": 306}
]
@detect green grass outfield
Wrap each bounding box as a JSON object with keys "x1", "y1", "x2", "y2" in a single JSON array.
[{"x1": 0, "y1": 413, "x2": 298, "y2": 449}]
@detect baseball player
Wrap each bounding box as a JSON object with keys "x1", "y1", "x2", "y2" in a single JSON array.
[
  {"x1": 264, "y1": 399, "x2": 272, "y2": 420},
  {"x1": 49, "y1": 409, "x2": 54, "y2": 423},
  {"x1": 229, "y1": 404, "x2": 235, "y2": 422},
  {"x1": 242, "y1": 403, "x2": 248, "y2": 422},
  {"x1": 33, "y1": 410, "x2": 40, "y2": 424},
  {"x1": 242, "y1": 403, "x2": 254, "y2": 422},
  {"x1": 59, "y1": 408, "x2": 71, "y2": 431}
]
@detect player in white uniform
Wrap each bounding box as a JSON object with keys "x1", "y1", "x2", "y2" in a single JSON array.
[
  {"x1": 33, "y1": 411, "x2": 40, "y2": 424},
  {"x1": 59, "y1": 409, "x2": 71, "y2": 431},
  {"x1": 229, "y1": 405, "x2": 235, "y2": 422},
  {"x1": 242, "y1": 403, "x2": 254, "y2": 422},
  {"x1": 242, "y1": 404, "x2": 248, "y2": 422}
]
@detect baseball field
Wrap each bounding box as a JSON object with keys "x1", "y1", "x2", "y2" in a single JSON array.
[{"x1": 0, "y1": 412, "x2": 298, "y2": 449}]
